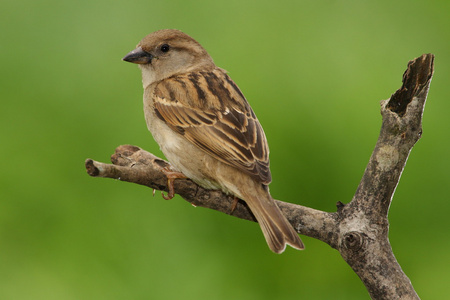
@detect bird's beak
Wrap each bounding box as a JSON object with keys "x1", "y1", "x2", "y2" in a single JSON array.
[{"x1": 122, "y1": 46, "x2": 153, "y2": 64}]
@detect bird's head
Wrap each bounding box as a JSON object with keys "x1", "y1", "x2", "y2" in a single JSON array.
[{"x1": 123, "y1": 29, "x2": 215, "y2": 86}]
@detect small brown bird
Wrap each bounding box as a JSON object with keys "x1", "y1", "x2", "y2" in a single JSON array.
[{"x1": 123, "y1": 29, "x2": 304, "y2": 253}]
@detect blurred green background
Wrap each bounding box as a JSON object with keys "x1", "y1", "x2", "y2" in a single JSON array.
[{"x1": 1, "y1": 0, "x2": 449, "y2": 299}]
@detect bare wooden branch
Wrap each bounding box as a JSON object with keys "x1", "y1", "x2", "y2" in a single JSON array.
[
  {"x1": 339, "y1": 53, "x2": 433, "y2": 299},
  {"x1": 85, "y1": 146, "x2": 339, "y2": 247},
  {"x1": 85, "y1": 54, "x2": 434, "y2": 299}
]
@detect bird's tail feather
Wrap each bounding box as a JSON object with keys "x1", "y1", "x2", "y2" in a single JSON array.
[{"x1": 245, "y1": 192, "x2": 304, "y2": 254}]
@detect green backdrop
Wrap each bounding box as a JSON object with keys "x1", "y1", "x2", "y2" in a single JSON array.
[{"x1": 1, "y1": 0, "x2": 449, "y2": 299}]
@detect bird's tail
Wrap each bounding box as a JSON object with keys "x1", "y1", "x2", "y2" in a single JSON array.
[{"x1": 243, "y1": 189, "x2": 304, "y2": 254}]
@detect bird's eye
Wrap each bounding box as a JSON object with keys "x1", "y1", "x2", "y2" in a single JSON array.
[{"x1": 160, "y1": 44, "x2": 170, "y2": 52}]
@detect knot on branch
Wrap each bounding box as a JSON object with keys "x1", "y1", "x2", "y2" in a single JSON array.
[
  {"x1": 111, "y1": 145, "x2": 147, "y2": 167},
  {"x1": 343, "y1": 231, "x2": 366, "y2": 252},
  {"x1": 336, "y1": 201, "x2": 346, "y2": 213}
]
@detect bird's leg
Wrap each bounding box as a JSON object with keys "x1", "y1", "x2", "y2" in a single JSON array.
[
  {"x1": 230, "y1": 196, "x2": 239, "y2": 214},
  {"x1": 160, "y1": 167, "x2": 187, "y2": 200}
]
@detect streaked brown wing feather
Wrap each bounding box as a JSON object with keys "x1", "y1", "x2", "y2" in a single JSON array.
[{"x1": 153, "y1": 68, "x2": 271, "y2": 184}]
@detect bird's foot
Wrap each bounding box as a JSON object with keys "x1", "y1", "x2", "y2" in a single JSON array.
[
  {"x1": 160, "y1": 167, "x2": 187, "y2": 200},
  {"x1": 230, "y1": 196, "x2": 239, "y2": 214}
]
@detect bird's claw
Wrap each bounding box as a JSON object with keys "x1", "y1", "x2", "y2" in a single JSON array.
[{"x1": 160, "y1": 167, "x2": 187, "y2": 200}]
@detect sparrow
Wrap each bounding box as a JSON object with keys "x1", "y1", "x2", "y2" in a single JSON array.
[{"x1": 122, "y1": 29, "x2": 304, "y2": 253}]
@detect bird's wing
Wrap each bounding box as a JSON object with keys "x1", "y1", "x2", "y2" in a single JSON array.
[{"x1": 152, "y1": 68, "x2": 271, "y2": 184}]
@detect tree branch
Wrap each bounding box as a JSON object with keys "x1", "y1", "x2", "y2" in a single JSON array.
[
  {"x1": 85, "y1": 146, "x2": 339, "y2": 247},
  {"x1": 85, "y1": 54, "x2": 434, "y2": 299},
  {"x1": 338, "y1": 53, "x2": 433, "y2": 299}
]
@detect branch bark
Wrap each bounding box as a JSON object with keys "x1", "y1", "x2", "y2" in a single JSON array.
[{"x1": 85, "y1": 54, "x2": 434, "y2": 299}]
